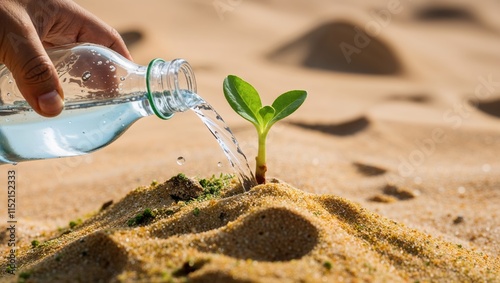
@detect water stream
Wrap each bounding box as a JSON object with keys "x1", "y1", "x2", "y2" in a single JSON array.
[{"x1": 190, "y1": 96, "x2": 257, "y2": 190}]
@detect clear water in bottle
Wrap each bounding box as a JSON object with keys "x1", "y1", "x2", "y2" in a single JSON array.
[{"x1": 0, "y1": 95, "x2": 149, "y2": 164}]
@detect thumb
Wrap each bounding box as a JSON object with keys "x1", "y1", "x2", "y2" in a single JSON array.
[{"x1": 7, "y1": 43, "x2": 64, "y2": 117}]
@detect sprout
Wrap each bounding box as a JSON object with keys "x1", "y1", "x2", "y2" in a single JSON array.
[{"x1": 223, "y1": 75, "x2": 307, "y2": 184}]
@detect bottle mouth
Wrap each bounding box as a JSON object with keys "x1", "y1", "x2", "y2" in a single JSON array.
[{"x1": 146, "y1": 58, "x2": 197, "y2": 120}]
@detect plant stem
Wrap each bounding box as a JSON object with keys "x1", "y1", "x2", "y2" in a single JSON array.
[{"x1": 255, "y1": 130, "x2": 268, "y2": 184}]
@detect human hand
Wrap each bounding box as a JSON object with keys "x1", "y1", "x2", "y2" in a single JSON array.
[{"x1": 0, "y1": 0, "x2": 132, "y2": 117}]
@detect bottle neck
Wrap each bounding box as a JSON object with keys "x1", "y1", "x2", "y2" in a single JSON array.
[{"x1": 146, "y1": 59, "x2": 197, "y2": 120}]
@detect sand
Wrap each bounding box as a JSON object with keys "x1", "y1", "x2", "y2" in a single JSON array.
[
  {"x1": 1, "y1": 177, "x2": 499, "y2": 282},
  {"x1": 1, "y1": 0, "x2": 500, "y2": 282}
]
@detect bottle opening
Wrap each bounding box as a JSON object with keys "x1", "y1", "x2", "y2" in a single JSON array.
[{"x1": 146, "y1": 58, "x2": 197, "y2": 120}]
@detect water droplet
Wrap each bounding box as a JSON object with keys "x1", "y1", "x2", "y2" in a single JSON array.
[
  {"x1": 97, "y1": 61, "x2": 103, "y2": 65},
  {"x1": 217, "y1": 162, "x2": 223, "y2": 168},
  {"x1": 106, "y1": 60, "x2": 110, "y2": 64},
  {"x1": 109, "y1": 65, "x2": 116, "y2": 72},
  {"x1": 68, "y1": 121, "x2": 72, "y2": 124},
  {"x1": 82, "y1": 71, "x2": 91, "y2": 81},
  {"x1": 176, "y1": 157, "x2": 186, "y2": 165},
  {"x1": 6, "y1": 92, "x2": 10, "y2": 96},
  {"x1": 457, "y1": 186, "x2": 466, "y2": 195},
  {"x1": 8, "y1": 80, "x2": 13, "y2": 84},
  {"x1": 120, "y1": 77, "x2": 125, "y2": 81}
]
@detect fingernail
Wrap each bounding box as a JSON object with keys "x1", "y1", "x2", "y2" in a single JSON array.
[{"x1": 38, "y1": 90, "x2": 64, "y2": 116}]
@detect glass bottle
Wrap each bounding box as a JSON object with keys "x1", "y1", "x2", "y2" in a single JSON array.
[{"x1": 0, "y1": 43, "x2": 198, "y2": 164}]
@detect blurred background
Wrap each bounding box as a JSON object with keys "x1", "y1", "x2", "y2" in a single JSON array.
[{"x1": 1, "y1": 0, "x2": 500, "y2": 241}]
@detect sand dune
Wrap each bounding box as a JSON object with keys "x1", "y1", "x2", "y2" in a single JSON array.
[{"x1": 268, "y1": 21, "x2": 403, "y2": 75}]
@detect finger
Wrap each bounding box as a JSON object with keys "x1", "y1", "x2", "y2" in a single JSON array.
[
  {"x1": 71, "y1": 4, "x2": 133, "y2": 61},
  {"x1": 0, "y1": 4, "x2": 64, "y2": 117},
  {"x1": 15, "y1": 46, "x2": 64, "y2": 117},
  {"x1": 33, "y1": 0, "x2": 133, "y2": 62},
  {"x1": 104, "y1": 26, "x2": 134, "y2": 61}
]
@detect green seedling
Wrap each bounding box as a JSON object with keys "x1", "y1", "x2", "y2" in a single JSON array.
[{"x1": 223, "y1": 75, "x2": 307, "y2": 184}]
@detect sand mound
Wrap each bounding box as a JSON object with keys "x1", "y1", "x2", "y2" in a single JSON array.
[
  {"x1": 411, "y1": 4, "x2": 497, "y2": 32},
  {"x1": 2, "y1": 177, "x2": 498, "y2": 282},
  {"x1": 119, "y1": 30, "x2": 144, "y2": 48},
  {"x1": 415, "y1": 5, "x2": 476, "y2": 22},
  {"x1": 268, "y1": 21, "x2": 402, "y2": 75},
  {"x1": 353, "y1": 162, "x2": 387, "y2": 177},
  {"x1": 387, "y1": 94, "x2": 431, "y2": 103}
]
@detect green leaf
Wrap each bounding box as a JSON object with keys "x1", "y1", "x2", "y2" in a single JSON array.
[
  {"x1": 259, "y1": 106, "x2": 275, "y2": 130},
  {"x1": 269, "y1": 90, "x2": 307, "y2": 125},
  {"x1": 223, "y1": 75, "x2": 262, "y2": 126}
]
